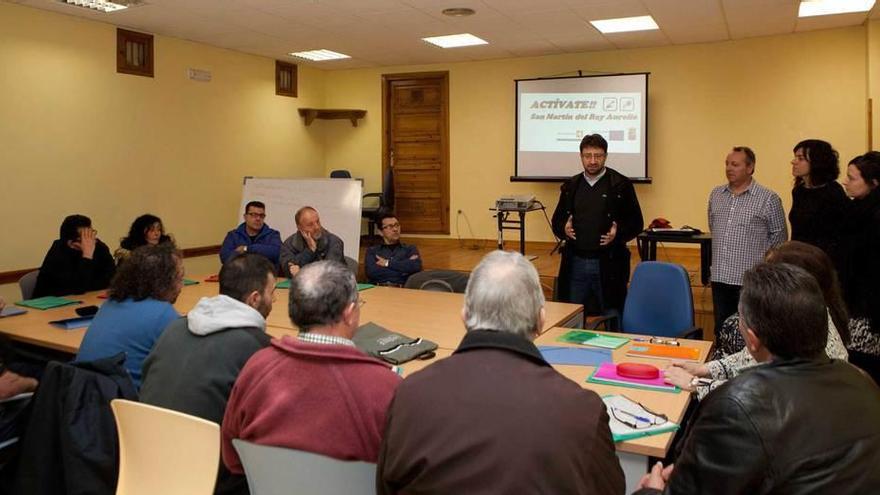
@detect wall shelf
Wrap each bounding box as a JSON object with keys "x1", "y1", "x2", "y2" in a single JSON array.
[{"x1": 298, "y1": 108, "x2": 366, "y2": 127}]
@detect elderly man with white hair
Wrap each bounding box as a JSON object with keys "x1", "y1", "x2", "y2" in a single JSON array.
[{"x1": 377, "y1": 250, "x2": 624, "y2": 495}]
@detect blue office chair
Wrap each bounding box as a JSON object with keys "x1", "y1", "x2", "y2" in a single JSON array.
[{"x1": 588, "y1": 261, "x2": 702, "y2": 339}]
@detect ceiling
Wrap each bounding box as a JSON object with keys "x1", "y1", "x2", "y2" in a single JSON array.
[{"x1": 8, "y1": 0, "x2": 880, "y2": 70}]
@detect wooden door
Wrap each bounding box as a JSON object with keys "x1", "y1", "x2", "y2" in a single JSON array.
[{"x1": 383, "y1": 72, "x2": 449, "y2": 234}]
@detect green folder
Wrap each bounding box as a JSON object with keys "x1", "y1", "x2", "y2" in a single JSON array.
[
  {"x1": 558, "y1": 330, "x2": 629, "y2": 349},
  {"x1": 15, "y1": 296, "x2": 81, "y2": 310},
  {"x1": 276, "y1": 281, "x2": 373, "y2": 290},
  {"x1": 183, "y1": 278, "x2": 199, "y2": 286}
]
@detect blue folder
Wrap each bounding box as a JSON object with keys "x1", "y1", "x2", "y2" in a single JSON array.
[{"x1": 538, "y1": 346, "x2": 613, "y2": 367}]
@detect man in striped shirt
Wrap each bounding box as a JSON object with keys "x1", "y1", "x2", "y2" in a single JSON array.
[{"x1": 708, "y1": 146, "x2": 787, "y2": 336}]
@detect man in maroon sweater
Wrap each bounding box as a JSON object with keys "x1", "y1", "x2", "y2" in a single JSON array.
[{"x1": 221, "y1": 261, "x2": 400, "y2": 473}]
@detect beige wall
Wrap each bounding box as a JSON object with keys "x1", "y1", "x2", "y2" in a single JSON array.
[
  {"x1": 323, "y1": 27, "x2": 869, "y2": 242},
  {"x1": 1, "y1": 1, "x2": 875, "y2": 281},
  {"x1": 0, "y1": 2, "x2": 327, "y2": 273}
]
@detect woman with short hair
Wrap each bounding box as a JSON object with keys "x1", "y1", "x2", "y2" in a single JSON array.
[
  {"x1": 114, "y1": 214, "x2": 174, "y2": 265},
  {"x1": 76, "y1": 243, "x2": 183, "y2": 388},
  {"x1": 788, "y1": 139, "x2": 849, "y2": 264}
]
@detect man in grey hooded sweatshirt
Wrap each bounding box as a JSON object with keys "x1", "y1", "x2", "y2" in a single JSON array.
[{"x1": 140, "y1": 253, "x2": 276, "y2": 495}]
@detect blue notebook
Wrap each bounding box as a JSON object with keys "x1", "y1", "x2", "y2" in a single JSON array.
[
  {"x1": 49, "y1": 316, "x2": 94, "y2": 330},
  {"x1": 538, "y1": 346, "x2": 613, "y2": 367},
  {"x1": 0, "y1": 306, "x2": 27, "y2": 318}
]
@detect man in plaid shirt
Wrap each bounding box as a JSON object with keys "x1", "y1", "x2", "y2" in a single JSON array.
[{"x1": 708, "y1": 146, "x2": 787, "y2": 335}]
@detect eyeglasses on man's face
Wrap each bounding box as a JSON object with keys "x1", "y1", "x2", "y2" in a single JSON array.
[
  {"x1": 581, "y1": 153, "x2": 606, "y2": 160},
  {"x1": 381, "y1": 222, "x2": 401, "y2": 230},
  {"x1": 246, "y1": 212, "x2": 266, "y2": 219}
]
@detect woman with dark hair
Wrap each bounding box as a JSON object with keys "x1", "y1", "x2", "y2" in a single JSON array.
[
  {"x1": 788, "y1": 139, "x2": 849, "y2": 263},
  {"x1": 840, "y1": 152, "x2": 880, "y2": 383},
  {"x1": 76, "y1": 244, "x2": 183, "y2": 388},
  {"x1": 665, "y1": 241, "x2": 850, "y2": 397},
  {"x1": 114, "y1": 214, "x2": 174, "y2": 265}
]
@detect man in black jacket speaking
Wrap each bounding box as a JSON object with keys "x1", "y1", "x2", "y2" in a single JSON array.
[
  {"x1": 552, "y1": 133, "x2": 643, "y2": 316},
  {"x1": 635, "y1": 262, "x2": 880, "y2": 495}
]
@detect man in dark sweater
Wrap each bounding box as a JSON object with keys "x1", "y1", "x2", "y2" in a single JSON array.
[
  {"x1": 365, "y1": 212, "x2": 422, "y2": 286},
  {"x1": 377, "y1": 251, "x2": 624, "y2": 494},
  {"x1": 32, "y1": 214, "x2": 115, "y2": 298},
  {"x1": 552, "y1": 134, "x2": 643, "y2": 316},
  {"x1": 140, "y1": 253, "x2": 276, "y2": 495}
]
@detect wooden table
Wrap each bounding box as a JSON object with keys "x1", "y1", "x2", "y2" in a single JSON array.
[
  {"x1": 535, "y1": 327, "x2": 713, "y2": 492},
  {"x1": 266, "y1": 285, "x2": 584, "y2": 350},
  {"x1": 0, "y1": 280, "x2": 583, "y2": 356}
]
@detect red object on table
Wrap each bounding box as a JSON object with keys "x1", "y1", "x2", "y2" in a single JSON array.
[{"x1": 616, "y1": 362, "x2": 660, "y2": 380}]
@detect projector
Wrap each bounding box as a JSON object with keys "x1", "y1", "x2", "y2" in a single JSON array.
[{"x1": 496, "y1": 195, "x2": 536, "y2": 211}]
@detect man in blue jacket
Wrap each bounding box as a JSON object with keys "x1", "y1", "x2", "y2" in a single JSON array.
[
  {"x1": 220, "y1": 201, "x2": 282, "y2": 268},
  {"x1": 365, "y1": 212, "x2": 422, "y2": 286}
]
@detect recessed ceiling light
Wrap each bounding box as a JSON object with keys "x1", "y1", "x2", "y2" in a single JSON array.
[
  {"x1": 590, "y1": 15, "x2": 659, "y2": 34},
  {"x1": 798, "y1": 0, "x2": 875, "y2": 17},
  {"x1": 422, "y1": 33, "x2": 488, "y2": 48},
  {"x1": 289, "y1": 49, "x2": 351, "y2": 61},
  {"x1": 442, "y1": 8, "x2": 476, "y2": 17},
  {"x1": 59, "y1": 0, "x2": 134, "y2": 12}
]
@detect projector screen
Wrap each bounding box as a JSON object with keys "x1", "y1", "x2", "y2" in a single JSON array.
[{"x1": 514, "y1": 73, "x2": 649, "y2": 182}]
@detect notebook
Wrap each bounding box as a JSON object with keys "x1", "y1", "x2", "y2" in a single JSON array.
[
  {"x1": 0, "y1": 306, "x2": 27, "y2": 318},
  {"x1": 275, "y1": 279, "x2": 291, "y2": 289},
  {"x1": 587, "y1": 362, "x2": 680, "y2": 393},
  {"x1": 602, "y1": 394, "x2": 680, "y2": 442},
  {"x1": 15, "y1": 296, "x2": 81, "y2": 310},
  {"x1": 357, "y1": 283, "x2": 375, "y2": 291},
  {"x1": 626, "y1": 343, "x2": 701, "y2": 362},
  {"x1": 49, "y1": 316, "x2": 93, "y2": 330},
  {"x1": 558, "y1": 330, "x2": 629, "y2": 349},
  {"x1": 538, "y1": 346, "x2": 613, "y2": 367}
]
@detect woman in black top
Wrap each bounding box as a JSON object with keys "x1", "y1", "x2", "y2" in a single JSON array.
[
  {"x1": 114, "y1": 214, "x2": 174, "y2": 265},
  {"x1": 788, "y1": 139, "x2": 849, "y2": 266},
  {"x1": 841, "y1": 153, "x2": 880, "y2": 383}
]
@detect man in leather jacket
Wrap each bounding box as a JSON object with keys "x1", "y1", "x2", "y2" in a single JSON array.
[{"x1": 635, "y1": 262, "x2": 880, "y2": 495}]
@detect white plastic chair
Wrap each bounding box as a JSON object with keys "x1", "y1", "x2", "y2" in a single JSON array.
[
  {"x1": 111, "y1": 399, "x2": 220, "y2": 495},
  {"x1": 232, "y1": 439, "x2": 376, "y2": 495}
]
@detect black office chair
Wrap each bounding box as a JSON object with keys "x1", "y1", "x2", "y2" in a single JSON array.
[
  {"x1": 404, "y1": 270, "x2": 469, "y2": 294},
  {"x1": 329, "y1": 170, "x2": 352, "y2": 179},
  {"x1": 362, "y1": 166, "x2": 395, "y2": 236}
]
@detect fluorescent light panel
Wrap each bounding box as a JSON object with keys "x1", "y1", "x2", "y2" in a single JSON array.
[
  {"x1": 61, "y1": 0, "x2": 128, "y2": 12},
  {"x1": 590, "y1": 15, "x2": 659, "y2": 34},
  {"x1": 422, "y1": 33, "x2": 488, "y2": 48},
  {"x1": 289, "y1": 49, "x2": 350, "y2": 61},
  {"x1": 798, "y1": 0, "x2": 875, "y2": 17}
]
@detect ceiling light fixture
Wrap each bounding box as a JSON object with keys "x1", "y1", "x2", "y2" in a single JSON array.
[
  {"x1": 590, "y1": 15, "x2": 659, "y2": 34},
  {"x1": 422, "y1": 33, "x2": 488, "y2": 48},
  {"x1": 798, "y1": 0, "x2": 875, "y2": 17},
  {"x1": 289, "y1": 49, "x2": 351, "y2": 61},
  {"x1": 59, "y1": 0, "x2": 133, "y2": 12},
  {"x1": 442, "y1": 8, "x2": 476, "y2": 17}
]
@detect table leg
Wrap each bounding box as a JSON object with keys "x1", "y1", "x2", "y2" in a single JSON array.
[
  {"x1": 619, "y1": 451, "x2": 650, "y2": 494},
  {"x1": 496, "y1": 211, "x2": 504, "y2": 250},
  {"x1": 519, "y1": 211, "x2": 526, "y2": 255}
]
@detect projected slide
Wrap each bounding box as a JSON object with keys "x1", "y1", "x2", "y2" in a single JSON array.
[{"x1": 515, "y1": 73, "x2": 649, "y2": 181}]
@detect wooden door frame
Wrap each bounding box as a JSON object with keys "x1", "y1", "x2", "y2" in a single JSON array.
[{"x1": 381, "y1": 71, "x2": 450, "y2": 234}]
